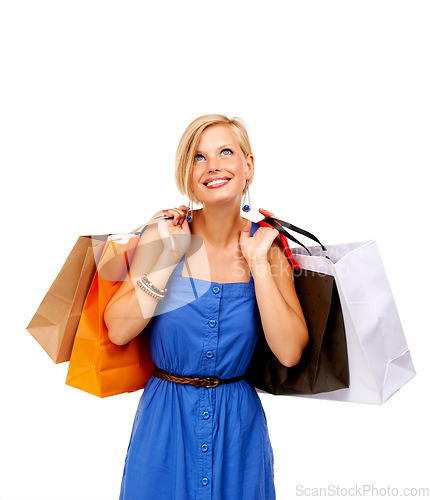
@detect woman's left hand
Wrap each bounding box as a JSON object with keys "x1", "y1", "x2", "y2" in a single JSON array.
[{"x1": 239, "y1": 208, "x2": 279, "y2": 269}]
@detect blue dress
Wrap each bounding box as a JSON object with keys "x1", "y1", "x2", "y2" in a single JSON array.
[{"x1": 119, "y1": 221, "x2": 276, "y2": 500}]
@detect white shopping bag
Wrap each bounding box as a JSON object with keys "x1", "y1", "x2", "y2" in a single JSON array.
[{"x1": 290, "y1": 240, "x2": 416, "y2": 404}]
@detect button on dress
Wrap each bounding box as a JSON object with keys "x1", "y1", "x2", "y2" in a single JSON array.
[{"x1": 119, "y1": 221, "x2": 276, "y2": 500}]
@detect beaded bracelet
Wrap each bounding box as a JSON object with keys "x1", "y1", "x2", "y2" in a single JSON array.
[
  {"x1": 136, "y1": 275, "x2": 167, "y2": 301},
  {"x1": 139, "y1": 274, "x2": 168, "y2": 295},
  {"x1": 136, "y1": 279, "x2": 166, "y2": 300}
]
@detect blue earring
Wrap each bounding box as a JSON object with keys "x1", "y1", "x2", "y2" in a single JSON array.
[
  {"x1": 186, "y1": 199, "x2": 193, "y2": 222},
  {"x1": 242, "y1": 180, "x2": 251, "y2": 212}
]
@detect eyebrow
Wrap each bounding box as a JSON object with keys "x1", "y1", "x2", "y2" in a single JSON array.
[{"x1": 195, "y1": 144, "x2": 235, "y2": 154}]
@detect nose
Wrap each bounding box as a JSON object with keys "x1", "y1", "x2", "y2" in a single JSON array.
[{"x1": 208, "y1": 164, "x2": 220, "y2": 173}]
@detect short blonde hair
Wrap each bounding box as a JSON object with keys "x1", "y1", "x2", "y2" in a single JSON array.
[{"x1": 175, "y1": 114, "x2": 253, "y2": 204}]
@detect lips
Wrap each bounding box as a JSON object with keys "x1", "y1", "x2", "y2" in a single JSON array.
[{"x1": 203, "y1": 176, "x2": 231, "y2": 186}]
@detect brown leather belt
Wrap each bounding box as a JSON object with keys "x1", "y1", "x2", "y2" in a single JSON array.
[{"x1": 153, "y1": 366, "x2": 245, "y2": 389}]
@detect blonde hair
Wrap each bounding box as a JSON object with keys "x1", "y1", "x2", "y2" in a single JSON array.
[{"x1": 175, "y1": 114, "x2": 253, "y2": 204}]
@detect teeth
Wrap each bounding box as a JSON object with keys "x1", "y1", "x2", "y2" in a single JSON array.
[{"x1": 206, "y1": 179, "x2": 229, "y2": 187}]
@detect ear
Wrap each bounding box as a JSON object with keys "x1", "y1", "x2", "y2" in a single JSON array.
[{"x1": 245, "y1": 154, "x2": 255, "y2": 180}]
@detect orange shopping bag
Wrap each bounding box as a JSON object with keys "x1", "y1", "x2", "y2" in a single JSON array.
[{"x1": 65, "y1": 225, "x2": 157, "y2": 398}]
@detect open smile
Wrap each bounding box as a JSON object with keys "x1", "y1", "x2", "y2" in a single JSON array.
[{"x1": 204, "y1": 178, "x2": 231, "y2": 189}]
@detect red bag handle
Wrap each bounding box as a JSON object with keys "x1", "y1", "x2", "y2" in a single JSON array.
[{"x1": 257, "y1": 220, "x2": 301, "y2": 271}]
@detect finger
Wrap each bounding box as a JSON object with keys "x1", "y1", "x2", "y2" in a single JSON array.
[
  {"x1": 240, "y1": 220, "x2": 252, "y2": 238},
  {"x1": 173, "y1": 206, "x2": 189, "y2": 217},
  {"x1": 168, "y1": 209, "x2": 186, "y2": 225},
  {"x1": 259, "y1": 226, "x2": 279, "y2": 245},
  {"x1": 174, "y1": 208, "x2": 188, "y2": 225},
  {"x1": 162, "y1": 209, "x2": 175, "y2": 217},
  {"x1": 269, "y1": 227, "x2": 280, "y2": 242},
  {"x1": 177, "y1": 206, "x2": 191, "y2": 224},
  {"x1": 259, "y1": 208, "x2": 276, "y2": 217},
  {"x1": 163, "y1": 209, "x2": 180, "y2": 221}
]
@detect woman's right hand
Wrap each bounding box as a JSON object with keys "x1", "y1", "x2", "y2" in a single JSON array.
[{"x1": 150, "y1": 205, "x2": 191, "y2": 260}]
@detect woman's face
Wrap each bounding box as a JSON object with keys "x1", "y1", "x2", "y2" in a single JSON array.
[{"x1": 190, "y1": 124, "x2": 254, "y2": 206}]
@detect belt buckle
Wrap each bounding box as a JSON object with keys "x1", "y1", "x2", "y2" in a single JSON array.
[{"x1": 204, "y1": 377, "x2": 219, "y2": 388}]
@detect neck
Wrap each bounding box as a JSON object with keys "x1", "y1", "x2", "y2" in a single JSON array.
[{"x1": 190, "y1": 204, "x2": 250, "y2": 248}]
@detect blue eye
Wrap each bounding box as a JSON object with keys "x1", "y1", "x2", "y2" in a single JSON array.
[{"x1": 194, "y1": 148, "x2": 232, "y2": 162}]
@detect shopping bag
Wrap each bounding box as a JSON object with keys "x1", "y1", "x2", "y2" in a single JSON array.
[
  {"x1": 291, "y1": 239, "x2": 416, "y2": 404},
  {"x1": 26, "y1": 234, "x2": 108, "y2": 363},
  {"x1": 245, "y1": 219, "x2": 349, "y2": 395},
  {"x1": 250, "y1": 217, "x2": 416, "y2": 404},
  {"x1": 65, "y1": 222, "x2": 158, "y2": 398}
]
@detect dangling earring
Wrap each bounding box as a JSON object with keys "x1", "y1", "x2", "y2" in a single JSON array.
[
  {"x1": 186, "y1": 199, "x2": 193, "y2": 222},
  {"x1": 242, "y1": 180, "x2": 251, "y2": 212}
]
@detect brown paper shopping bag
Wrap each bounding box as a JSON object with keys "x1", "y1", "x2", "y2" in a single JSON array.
[{"x1": 26, "y1": 234, "x2": 108, "y2": 363}]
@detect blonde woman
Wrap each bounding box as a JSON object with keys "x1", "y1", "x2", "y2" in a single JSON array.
[{"x1": 104, "y1": 114, "x2": 309, "y2": 499}]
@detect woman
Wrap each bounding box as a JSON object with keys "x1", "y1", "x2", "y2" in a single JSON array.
[{"x1": 104, "y1": 114, "x2": 309, "y2": 499}]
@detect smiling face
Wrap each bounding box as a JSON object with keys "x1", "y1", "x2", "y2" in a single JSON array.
[{"x1": 191, "y1": 124, "x2": 254, "y2": 207}]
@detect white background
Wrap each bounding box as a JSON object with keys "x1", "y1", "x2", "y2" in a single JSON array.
[{"x1": 1, "y1": 1, "x2": 429, "y2": 499}]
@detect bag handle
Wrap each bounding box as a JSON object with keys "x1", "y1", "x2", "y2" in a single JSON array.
[
  {"x1": 129, "y1": 215, "x2": 174, "y2": 236},
  {"x1": 258, "y1": 217, "x2": 330, "y2": 270},
  {"x1": 259, "y1": 217, "x2": 327, "y2": 253},
  {"x1": 129, "y1": 215, "x2": 328, "y2": 272}
]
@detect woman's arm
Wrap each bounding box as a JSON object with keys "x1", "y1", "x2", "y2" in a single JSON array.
[
  {"x1": 104, "y1": 222, "x2": 178, "y2": 346},
  {"x1": 250, "y1": 235, "x2": 309, "y2": 367}
]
